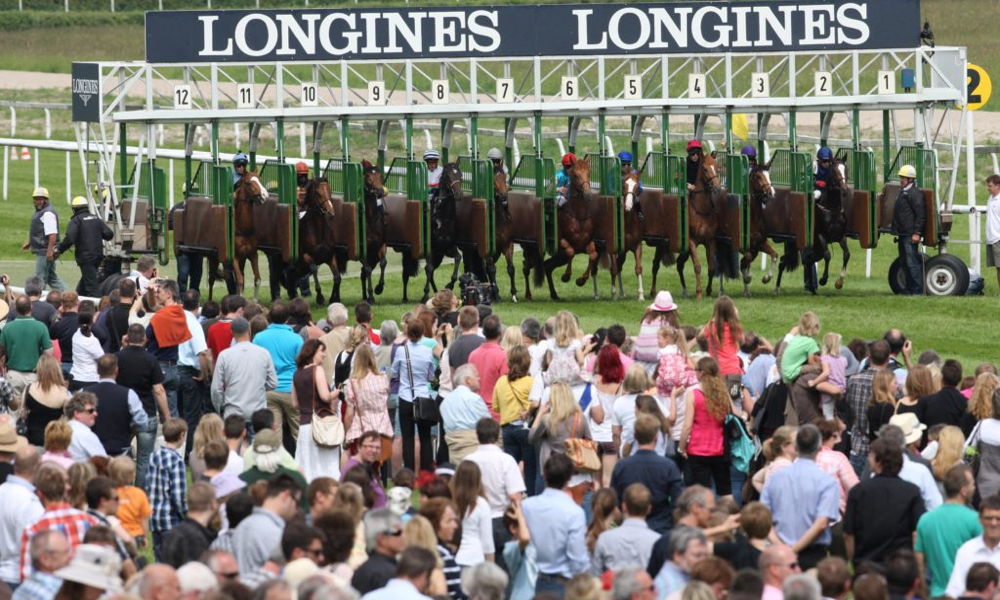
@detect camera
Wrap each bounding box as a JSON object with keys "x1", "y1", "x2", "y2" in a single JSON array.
[{"x1": 459, "y1": 272, "x2": 497, "y2": 306}]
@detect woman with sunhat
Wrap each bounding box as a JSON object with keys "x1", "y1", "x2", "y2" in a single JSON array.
[
  {"x1": 633, "y1": 290, "x2": 681, "y2": 374},
  {"x1": 52, "y1": 543, "x2": 122, "y2": 600}
]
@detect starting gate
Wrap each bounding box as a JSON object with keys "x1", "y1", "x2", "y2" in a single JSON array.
[
  {"x1": 769, "y1": 149, "x2": 815, "y2": 251},
  {"x1": 836, "y1": 148, "x2": 879, "y2": 249},
  {"x1": 125, "y1": 160, "x2": 169, "y2": 264},
  {"x1": 509, "y1": 154, "x2": 559, "y2": 257},
  {"x1": 384, "y1": 158, "x2": 430, "y2": 260},
  {"x1": 587, "y1": 155, "x2": 625, "y2": 254},
  {"x1": 323, "y1": 158, "x2": 366, "y2": 261},
  {"x1": 258, "y1": 160, "x2": 297, "y2": 263},
  {"x1": 456, "y1": 157, "x2": 496, "y2": 258},
  {"x1": 717, "y1": 153, "x2": 750, "y2": 252},
  {"x1": 638, "y1": 152, "x2": 687, "y2": 253}
]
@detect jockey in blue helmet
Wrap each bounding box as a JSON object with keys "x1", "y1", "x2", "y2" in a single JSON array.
[
  {"x1": 740, "y1": 144, "x2": 758, "y2": 168},
  {"x1": 814, "y1": 146, "x2": 836, "y2": 200},
  {"x1": 618, "y1": 150, "x2": 644, "y2": 219},
  {"x1": 232, "y1": 152, "x2": 249, "y2": 187}
]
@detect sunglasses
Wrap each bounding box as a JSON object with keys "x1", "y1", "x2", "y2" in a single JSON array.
[
  {"x1": 381, "y1": 528, "x2": 404, "y2": 537},
  {"x1": 219, "y1": 572, "x2": 239, "y2": 580},
  {"x1": 82, "y1": 407, "x2": 97, "y2": 414}
]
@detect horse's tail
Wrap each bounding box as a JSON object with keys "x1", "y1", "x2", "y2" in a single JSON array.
[
  {"x1": 659, "y1": 247, "x2": 677, "y2": 267},
  {"x1": 403, "y1": 254, "x2": 420, "y2": 278},
  {"x1": 531, "y1": 248, "x2": 545, "y2": 287},
  {"x1": 779, "y1": 240, "x2": 800, "y2": 272},
  {"x1": 464, "y1": 252, "x2": 488, "y2": 281},
  {"x1": 714, "y1": 239, "x2": 741, "y2": 280},
  {"x1": 599, "y1": 252, "x2": 611, "y2": 269}
]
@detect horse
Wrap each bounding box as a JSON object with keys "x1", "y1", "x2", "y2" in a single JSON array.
[
  {"x1": 483, "y1": 168, "x2": 520, "y2": 302},
  {"x1": 676, "y1": 152, "x2": 730, "y2": 299},
  {"x1": 283, "y1": 177, "x2": 337, "y2": 304},
  {"x1": 401, "y1": 162, "x2": 463, "y2": 303},
  {"x1": 206, "y1": 170, "x2": 265, "y2": 300},
  {"x1": 536, "y1": 157, "x2": 598, "y2": 300},
  {"x1": 610, "y1": 169, "x2": 647, "y2": 301},
  {"x1": 738, "y1": 162, "x2": 781, "y2": 296},
  {"x1": 812, "y1": 160, "x2": 851, "y2": 290},
  {"x1": 356, "y1": 166, "x2": 390, "y2": 304}
]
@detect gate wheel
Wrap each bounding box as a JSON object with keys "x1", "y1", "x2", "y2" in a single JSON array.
[
  {"x1": 924, "y1": 254, "x2": 970, "y2": 296},
  {"x1": 887, "y1": 252, "x2": 930, "y2": 295}
]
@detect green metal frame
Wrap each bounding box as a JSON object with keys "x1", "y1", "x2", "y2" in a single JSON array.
[
  {"x1": 835, "y1": 148, "x2": 879, "y2": 248},
  {"x1": 323, "y1": 158, "x2": 366, "y2": 260},
  {"x1": 638, "y1": 151, "x2": 688, "y2": 250},
  {"x1": 510, "y1": 154, "x2": 558, "y2": 256},
  {"x1": 210, "y1": 165, "x2": 235, "y2": 261},
  {"x1": 129, "y1": 160, "x2": 169, "y2": 265},
  {"x1": 457, "y1": 156, "x2": 497, "y2": 256},
  {"x1": 585, "y1": 154, "x2": 624, "y2": 252},
  {"x1": 887, "y1": 146, "x2": 937, "y2": 191},
  {"x1": 721, "y1": 152, "x2": 751, "y2": 250},
  {"x1": 386, "y1": 158, "x2": 430, "y2": 258},
  {"x1": 259, "y1": 160, "x2": 299, "y2": 256}
]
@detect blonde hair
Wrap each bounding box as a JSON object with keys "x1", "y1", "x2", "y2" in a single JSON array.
[
  {"x1": 798, "y1": 311, "x2": 820, "y2": 337},
  {"x1": 681, "y1": 581, "x2": 717, "y2": 600},
  {"x1": 43, "y1": 420, "x2": 72, "y2": 452},
  {"x1": 821, "y1": 332, "x2": 842, "y2": 357},
  {"x1": 35, "y1": 354, "x2": 67, "y2": 393},
  {"x1": 547, "y1": 382, "x2": 581, "y2": 428},
  {"x1": 403, "y1": 515, "x2": 444, "y2": 568},
  {"x1": 192, "y1": 413, "x2": 225, "y2": 460},
  {"x1": 334, "y1": 482, "x2": 366, "y2": 521},
  {"x1": 969, "y1": 373, "x2": 1000, "y2": 421},
  {"x1": 658, "y1": 325, "x2": 679, "y2": 345},
  {"x1": 763, "y1": 426, "x2": 798, "y2": 462},
  {"x1": 623, "y1": 363, "x2": 652, "y2": 394},
  {"x1": 109, "y1": 456, "x2": 137, "y2": 487},
  {"x1": 500, "y1": 326, "x2": 523, "y2": 355},
  {"x1": 696, "y1": 357, "x2": 730, "y2": 421},
  {"x1": 351, "y1": 343, "x2": 379, "y2": 380},
  {"x1": 932, "y1": 426, "x2": 965, "y2": 481},
  {"x1": 553, "y1": 310, "x2": 582, "y2": 348},
  {"x1": 870, "y1": 370, "x2": 897, "y2": 407},
  {"x1": 347, "y1": 325, "x2": 369, "y2": 352}
]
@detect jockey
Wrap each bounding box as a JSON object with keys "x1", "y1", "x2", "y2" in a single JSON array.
[
  {"x1": 556, "y1": 152, "x2": 576, "y2": 208},
  {"x1": 424, "y1": 149, "x2": 443, "y2": 201},
  {"x1": 814, "y1": 147, "x2": 836, "y2": 200},
  {"x1": 618, "y1": 150, "x2": 644, "y2": 220},
  {"x1": 362, "y1": 160, "x2": 386, "y2": 223},
  {"x1": 686, "y1": 140, "x2": 704, "y2": 191},
  {"x1": 740, "y1": 144, "x2": 759, "y2": 169},
  {"x1": 231, "y1": 152, "x2": 268, "y2": 200},
  {"x1": 487, "y1": 147, "x2": 508, "y2": 176},
  {"x1": 295, "y1": 161, "x2": 309, "y2": 213}
]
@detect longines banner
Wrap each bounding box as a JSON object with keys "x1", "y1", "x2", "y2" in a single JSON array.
[{"x1": 145, "y1": 0, "x2": 920, "y2": 64}]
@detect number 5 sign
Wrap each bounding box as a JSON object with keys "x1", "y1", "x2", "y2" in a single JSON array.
[{"x1": 967, "y1": 63, "x2": 992, "y2": 111}]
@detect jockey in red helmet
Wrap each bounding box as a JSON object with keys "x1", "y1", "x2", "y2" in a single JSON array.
[
  {"x1": 556, "y1": 153, "x2": 577, "y2": 208},
  {"x1": 686, "y1": 139, "x2": 704, "y2": 191}
]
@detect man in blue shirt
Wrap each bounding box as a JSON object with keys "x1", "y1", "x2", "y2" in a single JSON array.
[
  {"x1": 610, "y1": 414, "x2": 684, "y2": 534},
  {"x1": 761, "y1": 424, "x2": 840, "y2": 570},
  {"x1": 522, "y1": 453, "x2": 588, "y2": 597},
  {"x1": 252, "y1": 300, "x2": 303, "y2": 454},
  {"x1": 440, "y1": 364, "x2": 490, "y2": 462},
  {"x1": 360, "y1": 546, "x2": 438, "y2": 600}
]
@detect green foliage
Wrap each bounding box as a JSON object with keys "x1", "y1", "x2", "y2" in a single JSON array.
[{"x1": 0, "y1": 9, "x2": 140, "y2": 30}]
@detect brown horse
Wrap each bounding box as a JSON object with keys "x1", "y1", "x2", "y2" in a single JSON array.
[
  {"x1": 813, "y1": 160, "x2": 851, "y2": 290},
  {"x1": 739, "y1": 163, "x2": 781, "y2": 296},
  {"x1": 676, "y1": 152, "x2": 727, "y2": 299},
  {"x1": 284, "y1": 177, "x2": 337, "y2": 304},
  {"x1": 484, "y1": 168, "x2": 521, "y2": 301},
  {"x1": 207, "y1": 170, "x2": 265, "y2": 300},
  {"x1": 357, "y1": 166, "x2": 390, "y2": 303},
  {"x1": 611, "y1": 169, "x2": 646, "y2": 300},
  {"x1": 536, "y1": 157, "x2": 597, "y2": 300}
]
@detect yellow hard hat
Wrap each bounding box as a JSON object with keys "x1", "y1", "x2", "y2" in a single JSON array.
[
  {"x1": 898, "y1": 164, "x2": 917, "y2": 179},
  {"x1": 32, "y1": 187, "x2": 49, "y2": 199},
  {"x1": 71, "y1": 196, "x2": 89, "y2": 208}
]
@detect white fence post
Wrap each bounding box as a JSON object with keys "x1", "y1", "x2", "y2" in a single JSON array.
[
  {"x1": 65, "y1": 0, "x2": 69, "y2": 12},
  {"x1": 65, "y1": 151, "x2": 71, "y2": 205},
  {"x1": 168, "y1": 159, "x2": 175, "y2": 209},
  {"x1": 34, "y1": 148, "x2": 39, "y2": 189}
]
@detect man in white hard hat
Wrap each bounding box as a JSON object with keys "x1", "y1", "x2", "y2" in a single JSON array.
[
  {"x1": 892, "y1": 165, "x2": 926, "y2": 295},
  {"x1": 54, "y1": 196, "x2": 114, "y2": 297},
  {"x1": 21, "y1": 187, "x2": 66, "y2": 291}
]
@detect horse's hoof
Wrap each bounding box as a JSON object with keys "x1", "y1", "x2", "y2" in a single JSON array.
[
  {"x1": 445, "y1": 282, "x2": 455, "y2": 291},
  {"x1": 511, "y1": 295, "x2": 518, "y2": 303},
  {"x1": 743, "y1": 289, "x2": 752, "y2": 298},
  {"x1": 743, "y1": 275, "x2": 752, "y2": 284},
  {"x1": 835, "y1": 279, "x2": 844, "y2": 290},
  {"x1": 762, "y1": 275, "x2": 772, "y2": 284},
  {"x1": 774, "y1": 287, "x2": 781, "y2": 295},
  {"x1": 315, "y1": 294, "x2": 325, "y2": 306},
  {"x1": 637, "y1": 294, "x2": 645, "y2": 302},
  {"x1": 819, "y1": 277, "x2": 829, "y2": 287},
  {"x1": 575, "y1": 277, "x2": 587, "y2": 287},
  {"x1": 560, "y1": 273, "x2": 571, "y2": 283},
  {"x1": 374, "y1": 283, "x2": 384, "y2": 295}
]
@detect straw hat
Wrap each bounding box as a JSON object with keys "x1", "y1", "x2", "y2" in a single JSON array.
[
  {"x1": 0, "y1": 422, "x2": 27, "y2": 453},
  {"x1": 889, "y1": 413, "x2": 926, "y2": 446},
  {"x1": 648, "y1": 290, "x2": 678, "y2": 312},
  {"x1": 53, "y1": 544, "x2": 122, "y2": 593}
]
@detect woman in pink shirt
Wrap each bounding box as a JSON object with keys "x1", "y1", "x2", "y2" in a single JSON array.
[
  {"x1": 680, "y1": 357, "x2": 732, "y2": 499},
  {"x1": 814, "y1": 419, "x2": 859, "y2": 517}
]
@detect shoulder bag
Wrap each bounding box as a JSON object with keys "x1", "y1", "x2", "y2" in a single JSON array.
[
  {"x1": 311, "y1": 368, "x2": 345, "y2": 448},
  {"x1": 404, "y1": 344, "x2": 439, "y2": 423},
  {"x1": 565, "y1": 412, "x2": 601, "y2": 472},
  {"x1": 350, "y1": 377, "x2": 393, "y2": 463}
]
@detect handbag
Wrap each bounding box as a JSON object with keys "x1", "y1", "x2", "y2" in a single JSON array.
[
  {"x1": 350, "y1": 379, "x2": 393, "y2": 463},
  {"x1": 966, "y1": 421, "x2": 983, "y2": 477},
  {"x1": 565, "y1": 412, "x2": 601, "y2": 472},
  {"x1": 404, "y1": 344, "x2": 439, "y2": 423},
  {"x1": 311, "y1": 369, "x2": 345, "y2": 448}
]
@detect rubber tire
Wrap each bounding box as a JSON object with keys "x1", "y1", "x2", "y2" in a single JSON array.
[
  {"x1": 924, "y1": 254, "x2": 970, "y2": 296},
  {"x1": 888, "y1": 252, "x2": 930, "y2": 294}
]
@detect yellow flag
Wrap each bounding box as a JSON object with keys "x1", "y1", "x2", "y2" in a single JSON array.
[{"x1": 731, "y1": 113, "x2": 750, "y2": 141}]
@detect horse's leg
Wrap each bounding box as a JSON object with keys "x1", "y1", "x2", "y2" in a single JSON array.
[
  {"x1": 402, "y1": 255, "x2": 414, "y2": 304},
  {"x1": 330, "y1": 256, "x2": 342, "y2": 303},
  {"x1": 269, "y1": 253, "x2": 283, "y2": 302},
  {"x1": 835, "y1": 238, "x2": 850, "y2": 289},
  {"x1": 375, "y1": 247, "x2": 388, "y2": 297},
  {"x1": 504, "y1": 246, "x2": 518, "y2": 303},
  {"x1": 651, "y1": 246, "x2": 662, "y2": 292},
  {"x1": 706, "y1": 240, "x2": 718, "y2": 297},
  {"x1": 761, "y1": 241, "x2": 779, "y2": 284},
  {"x1": 543, "y1": 251, "x2": 570, "y2": 301},
  {"x1": 446, "y1": 248, "x2": 462, "y2": 290},
  {"x1": 633, "y1": 246, "x2": 644, "y2": 301},
  {"x1": 740, "y1": 249, "x2": 755, "y2": 297},
  {"x1": 677, "y1": 250, "x2": 691, "y2": 298},
  {"x1": 523, "y1": 247, "x2": 535, "y2": 301},
  {"x1": 689, "y1": 240, "x2": 704, "y2": 300},
  {"x1": 247, "y1": 252, "x2": 260, "y2": 301},
  {"x1": 818, "y1": 238, "x2": 832, "y2": 287},
  {"x1": 233, "y1": 256, "x2": 246, "y2": 297}
]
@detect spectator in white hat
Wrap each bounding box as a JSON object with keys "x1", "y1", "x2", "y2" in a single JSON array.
[{"x1": 52, "y1": 543, "x2": 122, "y2": 600}]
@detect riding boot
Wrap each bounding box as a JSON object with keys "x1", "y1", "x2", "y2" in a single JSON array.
[{"x1": 377, "y1": 203, "x2": 387, "y2": 229}]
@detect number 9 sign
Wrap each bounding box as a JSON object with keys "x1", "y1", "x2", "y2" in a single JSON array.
[{"x1": 367, "y1": 81, "x2": 385, "y2": 106}]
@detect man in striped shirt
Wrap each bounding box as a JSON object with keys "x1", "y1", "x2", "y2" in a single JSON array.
[{"x1": 19, "y1": 463, "x2": 97, "y2": 581}]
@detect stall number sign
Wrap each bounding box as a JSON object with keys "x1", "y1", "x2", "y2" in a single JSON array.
[
  {"x1": 967, "y1": 64, "x2": 992, "y2": 111},
  {"x1": 368, "y1": 81, "x2": 386, "y2": 106}
]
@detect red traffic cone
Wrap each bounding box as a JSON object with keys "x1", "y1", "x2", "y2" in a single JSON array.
[
  {"x1": 20, "y1": 147, "x2": 31, "y2": 160},
  {"x1": 9, "y1": 146, "x2": 18, "y2": 161}
]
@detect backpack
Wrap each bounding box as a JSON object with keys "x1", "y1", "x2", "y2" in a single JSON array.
[
  {"x1": 725, "y1": 414, "x2": 757, "y2": 473},
  {"x1": 750, "y1": 380, "x2": 789, "y2": 442}
]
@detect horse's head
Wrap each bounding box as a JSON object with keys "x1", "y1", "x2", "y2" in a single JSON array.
[
  {"x1": 699, "y1": 152, "x2": 722, "y2": 194},
  {"x1": 363, "y1": 162, "x2": 385, "y2": 202},
  {"x1": 750, "y1": 164, "x2": 775, "y2": 206},
  {"x1": 623, "y1": 169, "x2": 641, "y2": 212},
  {"x1": 570, "y1": 157, "x2": 592, "y2": 195},
  {"x1": 305, "y1": 177, "x2": 334, "y2": 215},
  {"x1": 493, "y1": 169, "x2": 508, "y2": 203},
  {"x1": 440, "y1": 162, "x2": 463, "y2": 200},
  {"x1": 235, "y1": 171, "x2": 265, "y2": 206}
]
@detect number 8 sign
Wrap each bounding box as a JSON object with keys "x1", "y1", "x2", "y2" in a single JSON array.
[{"x1": 431, "y1": 80, "x2": 449, "y2": 105}]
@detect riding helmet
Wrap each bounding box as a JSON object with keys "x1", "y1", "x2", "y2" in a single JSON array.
[
  {"x1": 561, "y1": 153, "x2": 577, "y2": 167},
  {"x1": 740, "y1": 145, "x2": 757, "y2": 158},
  {"x1": 487, "y1": 147, "x2": 503, "y2": 160},
  {"x1": 32, "y1": 187, "x2": 49, "y2": 199},
  {"x1": 70, "y1": 196, "x2": 89, "y2": 208},
  {"x1": 617, "y1": 151, "x2": 633, "y2": 164},
  {"x1": 816, "y1": 147, "x2": 834, "y2": 161},
  {"x1": 233, "y1": 152, "x2": 249, "y2": 166},
  {"x1": 295, "y1": 162, "x2": 309, "y2": 175},
  {"x1": 686, "y1": 139, "x2": 703, "y2": 153},
  {"x1": 898, "y1": 164, "x2": 917, "y2": 179},
  {"x1": 362, "y1": 160, "x2": 379, "y2": 174},
  {"x1": 423, "y1": 149, "x2": 440, "y2": 161}
]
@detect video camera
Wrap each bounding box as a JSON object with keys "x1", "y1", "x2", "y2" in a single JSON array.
[{"x1": 459, "y1": 272, "x2": 497, "y2": 306}]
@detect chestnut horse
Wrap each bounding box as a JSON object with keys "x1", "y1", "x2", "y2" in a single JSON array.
[
  {"x1": 676, "y1": 152, "x2": 727, "y2": 299},
  {"x1": 286, "y1": 177, "x2": 337, "y2": 304},
  {"x1": 610, "y1": 169, "x2": 646, "y2": 300},
  {"x1": 484, "y1": 169, "x2": 521, "y2": 302},
  {"x1": 739, "y1": 163, "x2": 780, "y2": 296},
  {"x1": 536, "y1": 157, "x2": 596, "y2": 300},
  {"x1": 207, "y1": 170, "x2": 265, "y2": 300}
]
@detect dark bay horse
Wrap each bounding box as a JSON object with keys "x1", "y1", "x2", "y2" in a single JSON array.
[
  {"x1": 484, "y1": 169, "x2": 521, "y2": 301},
  {"x1": 537, "y1": 157, "x2": 597, "y2": 300},
  {"x1": 739, "y1": 163, "x2": 781, "y2": 296},
  {"x1": 404, "y1": 162, "x2": 463, "y2": 303},
  {"x1": 610, "y1": 169, "x2": 646, "y2": 300},
  {"x1": 357, "y1": 167, "x2": 390, "y2": 303},
  {"x1": 207, "y1": 170, "x2": 265, "y2": 299},
  {"x1": 813, "y1": 160, "x2": 851, "y2": 290},
  {"x1": 286, "y1": 177, "x2": 337, "y2": 303},
  {"x1": 676, "y1": 152, "x2": 729, "y2": 299}
]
